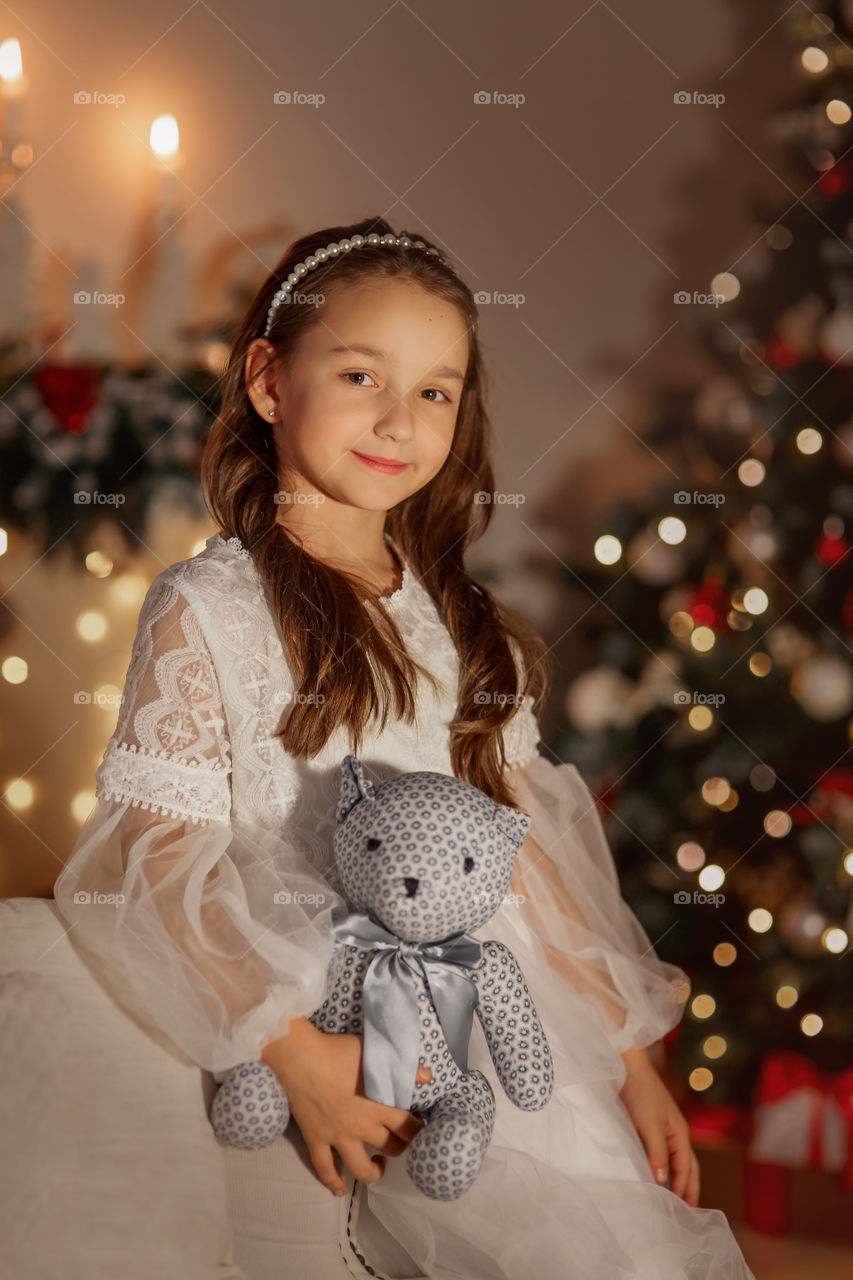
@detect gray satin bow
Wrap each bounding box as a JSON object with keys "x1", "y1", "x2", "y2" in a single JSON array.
[{"x1": 332, "y1": 911, "x2": 482, "y2": 1109}]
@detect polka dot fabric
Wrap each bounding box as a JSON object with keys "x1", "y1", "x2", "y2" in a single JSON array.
[
  {"x1": 334, "y1": 759, "x2": 533, "y2": 943},
  {"x1": 211, "y1": 754, "x2": 554, "y2": 1198},
  {"x1": 209, "y1": 1060, "x2": 289, "y2": 1150}
]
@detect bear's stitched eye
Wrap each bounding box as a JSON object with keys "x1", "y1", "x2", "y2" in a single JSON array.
[
  {"x1": 366, "y1": 837, "x2": 381, "y2": 851},
  {"x1": 463, "y1": 856, "x2": 474, "y2": 874}
]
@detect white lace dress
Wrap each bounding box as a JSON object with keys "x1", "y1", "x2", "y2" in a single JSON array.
[{"x1": 54, "y1": 532, "x2": 755, "y2": 1280}]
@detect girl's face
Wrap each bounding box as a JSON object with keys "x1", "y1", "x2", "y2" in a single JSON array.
[{"x1": 249, "y1": 277, "x2": 470, "y2": 512}]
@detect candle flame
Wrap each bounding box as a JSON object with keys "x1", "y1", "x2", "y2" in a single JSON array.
[
  {"x1": 0, "y1": 38, "x2": 22, "y2": 83},
  {"x1": 150, "y1": 113, "x2": 180, "y2": 159}
]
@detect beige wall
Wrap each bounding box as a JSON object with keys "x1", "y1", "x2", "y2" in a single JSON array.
[{"x1": 2, "y1": 1, "x2": 796, "y2": 892}]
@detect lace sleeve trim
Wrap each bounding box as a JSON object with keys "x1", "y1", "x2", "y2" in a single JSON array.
[{"x1": 96, "y1": 741, "x2": 232, "y2": 826}]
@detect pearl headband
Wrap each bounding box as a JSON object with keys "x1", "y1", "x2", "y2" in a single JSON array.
[{"x1": 262, "y1": 232, "x2": 446, "y2": 339}]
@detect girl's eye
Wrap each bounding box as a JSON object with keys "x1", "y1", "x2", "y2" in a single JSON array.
[{"x1": 341, "y1": 372, "x2": 452, "y2": 404}]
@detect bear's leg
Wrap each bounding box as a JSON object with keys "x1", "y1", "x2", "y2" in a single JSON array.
[
  {"x1": 210, "y1": 1062, "x2": 289, "y2": 1150},
  {"x1": 406, "y1": 1071, "x2": 496, "y2": 1201}
]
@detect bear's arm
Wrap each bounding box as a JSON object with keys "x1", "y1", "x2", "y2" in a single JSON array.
[{"x1": 473, "y1": 939, "x2": 553, "y2": 1110}]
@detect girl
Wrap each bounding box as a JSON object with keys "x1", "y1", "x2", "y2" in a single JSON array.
[{"x1": 54, "y1": 216, "x2": 755, "y2": 1280}]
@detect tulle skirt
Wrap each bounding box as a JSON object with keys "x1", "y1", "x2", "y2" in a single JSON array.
[
  {"x1": 359, "y1": 758, "x2": 756, "y2": 1280},
  {"x1": 361, "y1": 901, "x2": 754, "y2": 1279}
]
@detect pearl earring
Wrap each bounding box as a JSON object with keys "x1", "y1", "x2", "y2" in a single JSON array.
[{"x1": 268, "y1": 410, "x2": 276, "y2": 418}]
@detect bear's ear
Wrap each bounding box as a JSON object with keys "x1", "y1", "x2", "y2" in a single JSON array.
[
  {"x1": 493, "y1": 803, "x2": 531, "y2": 849},
  {"x1": 336, "y1": 755, "x2": 375, "y2": 825}
]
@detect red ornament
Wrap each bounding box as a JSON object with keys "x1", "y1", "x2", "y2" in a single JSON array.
[
  {"x1": 788, "y1": 767, "x2": 853, "y2": 826},
  {"x1": 815, "y1": 533, "x2": 852, "y2": 567},
  {"x1": 809, "y1": 532, "x2": 850, "y2": 568},
  {"x1": 816, "y1": 160, "x2": 852, "y2": 200},
  {"x1": 33, "y1": 364, "x2": 102, "y2": 434},
  {"x1": 687, "y1": 575, "x2": 729, "y2": 633},
  {"x1": 763, "y1": 336, "x2": 800, "y2": 369}
]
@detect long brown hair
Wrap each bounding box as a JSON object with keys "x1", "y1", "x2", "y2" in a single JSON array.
[{"x1": 200, "y1": 215, "x2": 551, "y2": 810}]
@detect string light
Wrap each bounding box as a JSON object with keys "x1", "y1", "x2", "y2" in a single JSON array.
[
  {"x1": 677, "y1": 841, "x2": 706, "y2": 871},
  {"x1": 702, "y1": 777, "x2": 731, "y2": 806},
  {"x1": 594, "y1": 534, "x2": 622, "y2": 565},
  {"x1": 801, "y1": 46, "x2": 830, "y2": 73},
  {"x1": 71, "y1": 790, "x2": 96, "y2": 823},
  {"x1": 668, "y1": 611, "x2": 694, "y2": 638},
  {"x1": 1, "y1": 656, "x2": 27, "y2": 684},
  {"x1": 738, "y1": 459, "x2": 765, "y2": 486},
  {"x1": 800, "y1": 1013, "x2": 823, "y2": 1036},
  {"x1": 4, "y1": 778, "x2": 34, "y2": 810},
  {"x1": 713, "y1": 942, "x2": 737, "y2": 966},
  {"x1": 748, "y1": 908, "x2": 773, "y2": 933},
  {"x1": 743, "y1": 588, "x2": 769, "y2": 615},
  {"x1": 711, "y1": 271, "x2": 740, "y2": 301},
  {"x1": 796, "y1": 426, "x2": 822, "y2": 454},
  {"x1": 702, "y1": 1035, "x2": 727, "y2": 1059},
  {"x1": 689, "y1": 1068, "x2": 713, "y2": 1091},
  {"x1": 75, "y1": 611, "x2": 108, "y2": 642},
  {"x1": 764, "y1": 809, "x2": 792, "y2": 838},
  {"x1": 658, "y1": 517, "x2": 686, "y2": 545},
  {"x1": 822, "y1": 926, "x2": 848, "y2": 953},
  {"x1": 749, "y1": 763, "x2": 776, "y2": 791},
  {"x1": 691, "y1": 994, "x2": 716, "y2": 1019},
  {"x1": 687, "y1": 705, "x2": 713, "y2": 731},
  {"x1": 826, "y1": 99, "x2": 851, "y2": 125},
  {"x1": 85, "y1": 550, "x2": 113, "y2": 578},
  {"x1": 109, "y1": 574, "x2": 149, "y2": 609},
  {"x1": 776, "y1": 985, "x2": 798, "y2": 1008},
  {"x1": 699, "y1": 864, "x2": 725, "y2": 890},
  {"x1": 690, "y1": 626, "x2": 715, "y2": 652}
]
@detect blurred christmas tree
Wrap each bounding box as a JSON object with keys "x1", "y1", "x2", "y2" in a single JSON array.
[{"x1": 555, "y1": 2, "x2": 853, "y2": 1108}]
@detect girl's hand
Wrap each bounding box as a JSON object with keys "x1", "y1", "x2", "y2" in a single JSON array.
[
  {"x1": 261, "y1": 1017, "x2": 428, "y2": 1197},
  {"x1": 617, "y1": 1048, "x2": 700, "y2": 1208}
]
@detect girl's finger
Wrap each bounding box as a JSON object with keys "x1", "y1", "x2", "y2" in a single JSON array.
[
  {"x1": 640, "y1": 1125, "x2": 670, "y2": 1186},
  {"x1": 306, "y1": 1140, "x2": 346, "y2": 1197},
  {"x1": 685, "y1": 1151, "x2": 701, "y2": 1207},
  {"x1": 667, "y1": 1125, "x2": 691, "y2": 1199},
  {"x1": 337, "y1": 1139, "x2": 386, "y2": 1184},
  {"x1": 370, "y1": 1129, "x2": 409, "y2": 1157},
  {"x1": 373, "y1": 1104, "x2": 424, "y2": 1144}
]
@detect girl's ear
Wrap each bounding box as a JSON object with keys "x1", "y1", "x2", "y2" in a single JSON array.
[
  {"x1": 244, "y1": 339, "x2": 280, "y2": 419},
  {"x1": 336, "y1": 755, "x2": 375, "y2": 824}
]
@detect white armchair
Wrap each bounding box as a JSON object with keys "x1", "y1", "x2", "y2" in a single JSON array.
[{"x1": 0, "y1": 898, "x2": 426, "y2": 1280}]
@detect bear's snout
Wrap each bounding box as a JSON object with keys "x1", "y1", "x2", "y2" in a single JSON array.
[{"x1": 403, "y1": 877, "x2": 420, "y2": 898}]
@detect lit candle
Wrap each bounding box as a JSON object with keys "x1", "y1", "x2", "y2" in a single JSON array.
[
  {"x1": 0, "y1": 37, "x2": 33, "y2": 344},
  {"x1": 0, "y1": 38, "x2": 27, "y2": 161},
  {"x1": 149, "y1": 112, "x2": 183, "y2": 216},
  {"x1": 136, "y1": 113, "x2": 192, "y2": 363}
]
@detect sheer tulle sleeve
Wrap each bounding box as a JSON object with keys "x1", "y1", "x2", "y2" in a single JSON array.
[
  {"x1": 499, "y1": 640, "x2": 689, "y2": 1061},
  {"x1": 506, "y1": 752, "x2": 691, "y2": 1064},
  {"x1": 53, "y1": 574, "x2": 344, "y2": 1077}
]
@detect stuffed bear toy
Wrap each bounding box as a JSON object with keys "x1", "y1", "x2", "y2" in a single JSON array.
[{"x1": 211, "y1": 754, "x2": 554, "y2": 1200}]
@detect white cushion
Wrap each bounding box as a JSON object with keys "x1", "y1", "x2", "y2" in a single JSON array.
[
  {"x1": 0, "y1": 898, "x2": 427, "y2": 1280},
  {"x1": 0, "y1": 898, "x2": 244, "y2": 1280}
]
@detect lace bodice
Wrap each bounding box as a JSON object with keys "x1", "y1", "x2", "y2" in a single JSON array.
[{"x1": 95, "y1": 532, "x2": 541, "y2": 871}]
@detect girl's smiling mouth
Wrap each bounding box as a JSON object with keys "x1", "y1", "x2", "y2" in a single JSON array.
[{"x1": 352, "y1": 451, "x2": 410, "y2": 475}]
